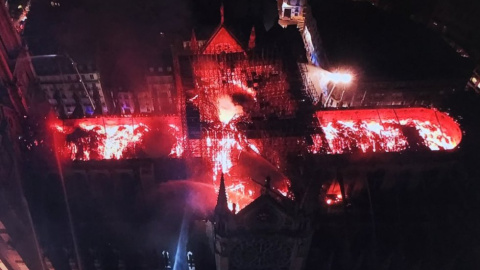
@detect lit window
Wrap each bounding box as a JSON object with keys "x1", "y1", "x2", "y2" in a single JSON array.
[{"x1": 167, "y1": 67, "x2": 172, "y2": 72}]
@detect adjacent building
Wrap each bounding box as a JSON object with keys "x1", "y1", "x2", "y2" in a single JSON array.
[
  {"x1": 144, "y1": 63, "x2": 176, "y2": 114},
  {"x1": 0, "y1": 0, "x2": 34, "y2": 115},
  {"x1": 33, "y1": 57, "x2": 109, "y2": 118},
  {"x1": 108, "y1": 63, "x2": 177, "y2": 115},
  {"x1": 113, "y1": 88, "x2": 136, "y2": 114},
  {"x1": 277, "y1": 0, "x2": 328, "y2": 69},
  {"x1": 0, "y1": 1, "x2": 54, "y2": 269}
]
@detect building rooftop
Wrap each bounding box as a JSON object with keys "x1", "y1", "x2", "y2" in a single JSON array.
[
  {"x1": 311, "y1": 0, "x2": 474, "y2": 82},
  {"x1": 32, "y1": 56, "x2": 98, "y2": 76}
]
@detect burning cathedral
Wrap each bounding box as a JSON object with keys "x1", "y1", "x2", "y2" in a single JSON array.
[{"x1": 36, "y1": 1, "x2": 470, "y2": 269}]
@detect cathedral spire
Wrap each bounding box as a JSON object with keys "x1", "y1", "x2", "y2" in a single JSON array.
[
  {"x1": 220, "y1": 3, "x2": 224, "y2": 25},
  {"x1": 215, "y1": 173, "x2": 229, "y2": 213},
  {"x1": 262, "y1": 176, "x2": 272, "y2": 195},
  {"x1": 190, "y1": 29, "x2": 198, "y2": 53},
  {"x1": 248, "y1": 26, "x2": 256, "y2": 50}
]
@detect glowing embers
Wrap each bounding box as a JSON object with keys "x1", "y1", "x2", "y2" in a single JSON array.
[
  {"x1": 205, "y1": 122, "x2": 293, "y2": 212},
  {"x1": 319, "y1": 120, "x2": 408, "y2": 153},
  {"x1": 206, "y1": 124, "x2": 254, "y2": 212},
  {"x1": 54, "y1": 116, "x2": 184, "y2": 161},
  {"x1": 225, "y1": 182, "x2": 255, "y2": 213},
  {"x1": 324, "y1": 181, "x2": 343, "y2": 206},
  {"x1": 311, "y1": 108, "x2": 462, "y2": 154},
  {"x1": 191, "y1": 54, "x2": 294, "y2": 211},
  {"x1": 58, "y1": 123, "x2": 149, "y2": 161},
  {"x1": 168, "y1": 124, "x2": 185, "y2": 158},
  {"x1": 231, "y1": 79, "x2": 257, "y2": 100}
]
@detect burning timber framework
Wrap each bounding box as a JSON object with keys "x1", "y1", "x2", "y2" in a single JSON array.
[
  {"x1": 53, "y1": 115, "x2": 183, "y2": 161},
  {"x1": 183, "y1": 47, "x2": 301, "y2": 210},
  {"x1": 188, "y1": 51, "x2": 299, "y2": 153},
  {"x1": 311, "y1": 107, "x2": 462, "y2": 154},
  {"x1": 50, "y1": 20, "x2": 463, "y2": 213},
  {"x1": 51, "y1": 108, "x2": 462, "y2": 161},
  {"x1": 49, "y1": 106, "x2": 462, "y2": 212}
]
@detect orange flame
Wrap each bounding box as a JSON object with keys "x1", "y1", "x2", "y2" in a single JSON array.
[
  {"x1": 311, "y1": 108, "x2": 462, "y2": 154},
  {"x1": 217, "y1": 96, "x2": 243, "y2": 124},
  {"x1": 310, "y1": 118, "x2": 459, "y2": 154},
  {"x1": 59, "y1": 123, "x2": 149, "y2": 160},
  {"x1": 55, "y1": 118, "x2": 185, "y2": 161},
  {"x1": 206, "y1": 122, "x2": 275, "y2": 212}
]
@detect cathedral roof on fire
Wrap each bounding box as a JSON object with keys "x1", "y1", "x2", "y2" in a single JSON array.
[
  {"x1": 193, "y1": 4, "x2": 245, "y2": 54},
  {"x1": 201, "y1": 24, "x2": 245, "y2": 54}
]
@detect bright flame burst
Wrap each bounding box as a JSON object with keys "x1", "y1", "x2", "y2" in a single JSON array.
[{"x1": 217, "y1": 95, "x2": 244, "y2": 124}]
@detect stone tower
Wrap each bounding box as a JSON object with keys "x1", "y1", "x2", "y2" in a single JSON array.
[
  {"x1": 211, "y1": 175, "x2": 313, "y2": 270},
  {"x1": 277, "y1": 0, "x2": 328, "y2": 68}
]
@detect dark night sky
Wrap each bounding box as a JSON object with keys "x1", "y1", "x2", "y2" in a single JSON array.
[
  {"x1": 24, "y1": 0, "x2": 473, "y2": 88},
  {"x1": 310, "y1": 0, "x2": 473, "y2": 81},
  {"x1": 24, "y1": 0, "x2": 277, "y2": 89}
]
